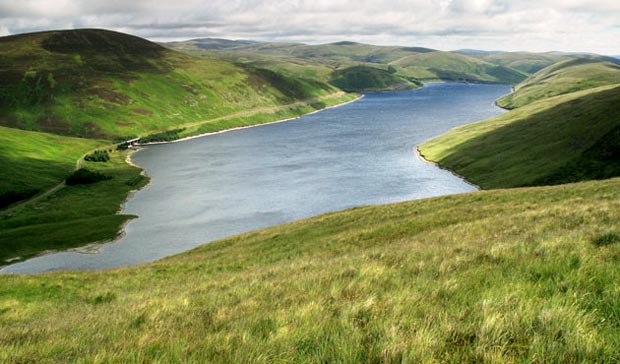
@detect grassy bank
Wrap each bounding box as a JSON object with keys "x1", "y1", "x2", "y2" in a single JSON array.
[
  {"x1": 2, "y1": 178, "x2": 620, "y2": 362},
  {"x1": 0, "y1": 150, "x2": 147, "y2": 263},
  {"x1": 418, "y1": 85, "x2": 620, "y2": 189},
  {"x1": 0, "y1": 126, "x2": 101, "y2": 208}
]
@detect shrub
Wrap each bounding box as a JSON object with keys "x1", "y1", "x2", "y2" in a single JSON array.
[
  {"x1": 84, "y1": 150, "x2": 110, "y2": 162},
  {"x1": 65, "y1": 169, "x2": 111, "y2": 185}
]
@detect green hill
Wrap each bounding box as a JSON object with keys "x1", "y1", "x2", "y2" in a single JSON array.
[
  {"x1": 2, "y1": 177, "x2": 620, "y2": 362},
  {"x1": 419, "y1": 85, "x2": 620, "y2": 189},
  {"x1": 392, "y1": 51, "x2": 527, "y2": 84},
  {"x1": 164, "y1": 40, "x2": 532, "y2": 88},
  {"x1": 478, "y1": 52, "x2": 565, "y2": 74},
  {"x1": 207, "y1": 40, "x2": 436, "y2": 64},
  {"x1": 329, "y1": 65, "x2": 420, "y2": 92},
  {"x1": 0, "y1": 29, "x2": 343, "y2": 139},
  {"x1": 497, "y1": 59, "x2": 620, "y2": 109}
]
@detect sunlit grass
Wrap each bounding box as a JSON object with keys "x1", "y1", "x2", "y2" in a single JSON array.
[{"x1": 2, "y1": 178, "x2": 620, "y2": 362}]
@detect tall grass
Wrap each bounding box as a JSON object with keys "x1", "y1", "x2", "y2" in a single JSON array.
[{"x1": 2, "y1": 178, "x2": 620, "y2": 362}]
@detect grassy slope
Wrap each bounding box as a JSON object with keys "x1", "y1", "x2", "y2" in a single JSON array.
[
  {"x1": 419, "y1": 85, "x2": 620, "y2": 189},
  {"x1": 0, "y1": 29, "x2": 341, "y2": 139},
  {"x1": 497, "y1": 59, "x2": 620, "y2": 109},
  {"x1": 0, "y1": 126, "x2": 101, "y2": 207},
  {"x1": 478, "y1": 52, "x2": 565, "y2": 74},
  {"x1": 0, "y1": 150, "x2": 148, "y2": 263},
  {"x1": 2, "y1": 178, "x2": 620, "y2": 362}
]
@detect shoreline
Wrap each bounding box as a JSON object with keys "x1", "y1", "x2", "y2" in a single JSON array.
[
  {"x1": 414, "y1": 146, "x2": 481, "y2": 191},
  {"x1": 138, "y1": 94, "x2": 364, "y2": 146},
  {"x1": 0, "y1": 93, "x2": 365, "y2": 272}
]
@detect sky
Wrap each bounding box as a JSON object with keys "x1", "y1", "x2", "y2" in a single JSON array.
[{"x1": 0, "y1": 0, "x2": 618, "y2": 55}]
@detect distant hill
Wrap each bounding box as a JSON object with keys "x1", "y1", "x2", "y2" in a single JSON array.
[
  {"x1": 164, "y1": 39, "x2": 545, "y2": 88},
  {"x1": 164, "y1": 38, "x2": 258, "y2": 51},
  {"x1": 497, "y1": 59, "x2": 620, "y2": 109},
  {"x1": 477, "y1": 52, "x2": 566, "y2": 74},
  {"x1": 454, "y1": 49, "x2": 504, "y2": 55},
  {"x1": 390, "y1": 51, "x2": 527, "y2": 84},
  {"x1": 0, "y1": 29, "x2": 340, "y2": 139},
  {"x1": 329, "y1": 65, "x2": 421, "y2": 92}
]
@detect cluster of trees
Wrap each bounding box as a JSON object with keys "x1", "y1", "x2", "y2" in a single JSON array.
[
  {"x1": 65, "y1": 168, "x2": 111, "y2": 185},
  {"x1": 84, "y1": 150, "x2": 110, "y2": 162},
  {"x1": 138, "y1": 128, "x2": 185, "y2": 143}
]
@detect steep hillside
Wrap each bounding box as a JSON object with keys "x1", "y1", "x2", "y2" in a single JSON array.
[
  {"x1": 0, "y1": 29, "x2": 341, "y2": 139},
  {"x1": 2, "y1": 177, "x2": 620, "y2": 362},
  {"x1": 497, "y1": 59, "x2": 620, "y2": 109},
  {"x1": 419, "y1": 85, "x2": 620, "y2": 189}
]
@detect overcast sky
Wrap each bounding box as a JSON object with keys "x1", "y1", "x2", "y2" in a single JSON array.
[{"x1": 0, "y1": 0, "x2": 618, "y2": 54}]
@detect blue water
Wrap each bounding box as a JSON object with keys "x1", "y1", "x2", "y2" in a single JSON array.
[{"x1": 2, "y1": 83, "x2": 510, "y2": 274}]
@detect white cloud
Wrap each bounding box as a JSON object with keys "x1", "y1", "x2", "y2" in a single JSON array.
[{"x1": 0, "y1": 0, "x2": 618, "y2": 54}]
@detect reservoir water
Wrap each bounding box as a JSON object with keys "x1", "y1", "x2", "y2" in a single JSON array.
[{"x1": 2, "y1": 83, "x2": 511, "y2": 274}]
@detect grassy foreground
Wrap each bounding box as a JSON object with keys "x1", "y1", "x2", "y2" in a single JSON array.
[{"x1": 2, "y1": 178, "x2": 620, "y2": 362}]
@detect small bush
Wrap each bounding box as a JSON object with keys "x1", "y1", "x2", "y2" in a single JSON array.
[
  {"x1": 84, "y1": 150, "x2": 110, "y2": 162},
  {"x1": 592, "y1": 232, "x2": 620, "y2": 247},
  {"x1": 66, "y1": 168, "x2": 111, "y2": 185}
]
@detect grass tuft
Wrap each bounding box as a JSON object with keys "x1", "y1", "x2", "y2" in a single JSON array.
[{"x1": 592, "y1": 232, "x2": 620, "y2": 247}]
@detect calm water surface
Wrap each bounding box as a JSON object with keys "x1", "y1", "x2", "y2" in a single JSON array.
[{"x1": 2, "y1": 83, "x2": 510, "y2": 274}]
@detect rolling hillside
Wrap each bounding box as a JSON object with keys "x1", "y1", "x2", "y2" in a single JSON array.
[
  {"x1": 164, "y1": 39, "x2": 537, "y2": 89},
  {"x1": 419, "y1": 85, "x2": 620, "y2": 189},
  {"x1": 497, "y1": 59, "x2": 620, "y2": 109},
  {"x1": 2, "y1": 177, "x2": 620, "y2": 362},
  {"x1": 477, "y1": 52, "x2": 565, "y2": 74},
  {"x1": 2, "y1": 30, "x2": 620, "y2": 364},
  {"x1": 0, "y1": 126, "x2": 101, "y2": 208},
  {"x1": 0, "y1": 29, "x2": 343, "y2": 139},
  {"x1": 418, "y1": 53, "x2": 620, "y2": 190},
  {"x1": 391, "y1": 51, "x2": 526, "y2": 84}
]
